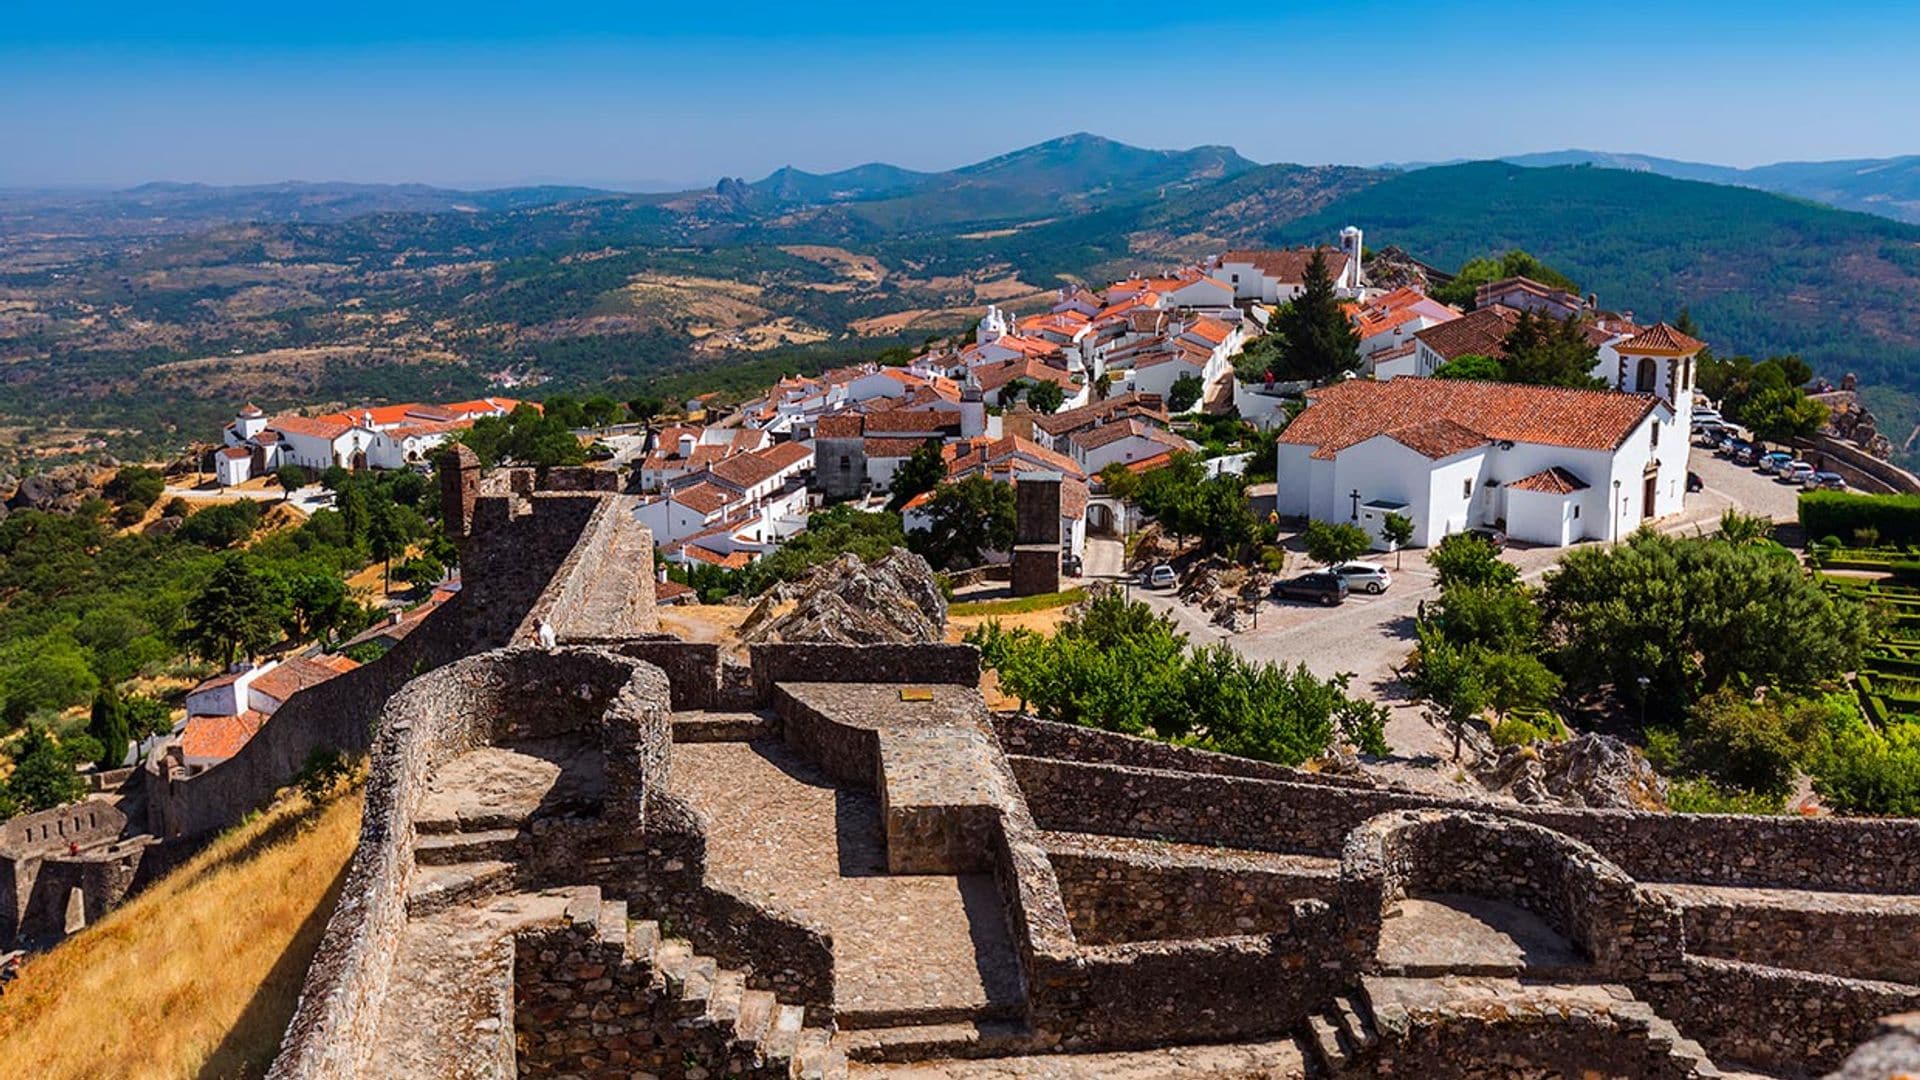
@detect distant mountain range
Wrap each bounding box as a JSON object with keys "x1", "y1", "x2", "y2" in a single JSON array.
[
  {"x1": 5, "y1": 133, "x2": 1920, "y2": 461},
  {"x1": 1388, "y1": 150, "x2": 1920, "y2": 224}
]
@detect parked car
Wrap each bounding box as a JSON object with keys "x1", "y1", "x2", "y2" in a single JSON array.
[
  {"x1": 1273, "y1": 570, "x2": 1349, "y2": 606},
  {"x1": 1332, "y1": 561, "x2": 1392, "y2": 594},
  {"x1": 1693, "y1": 424, "x2": 1728, "y2": 447},
  {"x1": 1061, "y1": 553, "x2": 1083, "y2": 577},
  {"x1": 1144, "y1": 564, "x2": 1176, "y2": 589},
  {"x1": 1692, "y1": 408, "x2": 1723, "y2": 425},
  {"x1": 1806, "y1": 472, "x2": 1846, "y2": 491},
  {"x1": 1465, "y1": 526, "x2": 1508, "y2": 551},
  {"x1": 1757, "y1": 451, "x2": 1795, "y2": 474},
  {"x1": 1731, "y1": 444, "x2": 1759, "y2": 466},
  {"x1": 1686, "y1": 471, "x2": 1704, "y2": 493},
  {"x1": 1717, "y1": 437, "x2": 1751, "y2": 459},
  {"x1": 1778, "y1": 462, "x2": 1816, "y2": 485}
]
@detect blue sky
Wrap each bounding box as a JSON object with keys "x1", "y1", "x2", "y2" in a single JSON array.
[{"x1": 4, "y1": 1, "x2": 1917, "y2": 188}]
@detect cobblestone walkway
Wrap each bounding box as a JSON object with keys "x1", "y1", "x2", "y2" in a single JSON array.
[
  {"x1": 670, "y1": 739, "x2": 1025, "y2": 1026},
  {"x1": 847, "y1": 1038, "x2": 1310, "y2": 1078}
]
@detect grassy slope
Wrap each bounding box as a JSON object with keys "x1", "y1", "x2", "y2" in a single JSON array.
[{"x1": 0, "y1": 786, "x2": 361, "y2": 1080}]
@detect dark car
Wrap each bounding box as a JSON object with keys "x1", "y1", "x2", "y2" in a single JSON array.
[
  {"x1": 1686, "y1": 471, "x2": 1704, "y2": 493},
  {"x1": 1465, "y1": 526, "x2": 1507, "y2": 551},
  {"x1": 1272, "y1": 570, "x2": 1349, "y2": 606},
  {"x1": 1061, "y1": 553, "x2": 1083, "y2": 577}
]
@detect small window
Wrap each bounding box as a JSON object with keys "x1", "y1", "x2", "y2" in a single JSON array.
[
  {"x1": 1463, "y1": 478, "x2": 1473, "y2": 498},
  {"x1": 1651, "y1": 423, "x2": 1659, "y2": 449},
  {"x1": 1573, "y1": 505, "x2": 1581, "y2": 519}
]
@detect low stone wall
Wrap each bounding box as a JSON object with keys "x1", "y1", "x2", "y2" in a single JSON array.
[
  {"x1": 1796, "y1": 434, "x2": 1920, "y2": 496},
  {"x1": 268, "y1": 647, "x2": 673, "y2": 1080},
  {"x1": 1045, "y1": 834, "x2": 1336, "y2": 944},
  {"x1": 1678, "y1": 894, "x2": 1920, "y2": 985},
  {"x1": 600, "y1": 639, "x2": 723, "y2": 710},
  {"x1": 1345, "y1": 810, "x2": 1683, "y2": 981},
  {"x1": 747, "y1": 643, "x2": 979, "y2": 704},
  {"x1": 991, "y1": 712, "x2": 1371, "y2": 788},
  {"x1": 0, "y1": 799, "x2": 125, "y2": 859},
  {"x1": 1639, "y1": 956, "x2": 1920, "y2": 1075},
  {"x1": 1359, "y1": 998, "x2": 1704, "y2": 1080},
  {"x1": 773, "y1": 686, "x2": 882, "y2": 789},
  {"x1": 1010, "y1": 755, "x2": 1920, "y2": 895},
  {"x1": 536, "y1": 494, "x2": 657, "y2": 643}
]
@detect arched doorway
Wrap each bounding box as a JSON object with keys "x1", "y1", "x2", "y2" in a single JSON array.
[
  {"x1": 1635, "y1": 356, "x2": 1657, "y2": 394},
  {"x1": 351, "y1": 450, "x2": 369, "y2": 471}
]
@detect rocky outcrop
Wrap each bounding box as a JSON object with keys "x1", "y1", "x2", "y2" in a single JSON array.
[
  {"x1": 1475, "y1": 734, "x2": 1668, "y2": 811},
  {"x1": 739, "y1": 549, "x2": 947, "y2": 645},
  {"x1": 4, "y1": 464, "x2": 97, "y2": 515}
]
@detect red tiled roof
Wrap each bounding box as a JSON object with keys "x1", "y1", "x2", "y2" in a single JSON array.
[
  {"x1": 318, "y1": 403, "x2": 456, "y2": 428},
  {"x1": 814, "y1": 413, "x2": 865, "y2": 439},
  {"x1": 249, "y1": 655, "x2": 355, "y2": 704},
  {"x1": 671, "y1": 482, "x2": 737, "y2": 515},
  {"x1": 1279, "y1": 377, "x2": 1659, "y2": 460},
  {"x1": 708, "y1": 442, "x2": 812, "y2": 489},
  {"x1": 946, "y1": 435, "x2": 1084, "y2": 480},
  {"x1": 1070, "y1": 419, "x2": 1191, "y2": 453},
  {"x1": 1032, "y1": 393, "x2": 1168, "y2": 437},
  {"x1": 181, "y1": 710, "x2": 269, "y2": 761},
  {"x1": 1508, "y1": 466, "x2": 1591, "y2": 494},
  {"x1": 681, "y1": 546, "x2": 752, "y2": 570},
  {"x1": 861, "y1": 408, "x2": 959, "y2": 434},
  {"x1": 268, "y1": 415, "x2": 355, "y2": 441},
  {"x1": 1183, "y1": 317, "x2": 1234, "y2": 345},
  {"x1": 1381, "y1": 418, "x2": 1488, "y2": 459},
  {"x1": 219, "y1": 446, "x2": 252, "y2": 460},
  {"x1": 1413, "y1": 305, "x2": 1521, "y2": 362},
  {"x1": 973, "y1": 357, "x2": 1078, "y2": 393},
  {"x1": 1616, "y1": 322, "x2": 1706, "y2": 356},
  {"x1": 1221, "y1": 247, "x2": 1350, "y2": 285},
  {"x1": 656, "y1": 579, "x2": 695, "y2": 603}
]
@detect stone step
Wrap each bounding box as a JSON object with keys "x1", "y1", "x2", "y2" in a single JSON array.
[
  {"x1": 655, "y1": 939, "x2": 693, "y2": 989},
  {"x1": 405, "y1": 859, "x2": 516, "y2": 917},
  {"x1": 672, "y1": 710, "x2": 779, "y2": 743},
  {"x1": 673, "y1": 954, "x2": 719, "y2": 1018},
  {"x1": 1332, "y1": 994, "x2": 1374, "y2": 1051},
  {"x1": 734, "y1": 988, "x2": 779, "y2": 1054},
  {"x1": 1303, "y1": 1014, "x2": 1348, "y2": 1072},
  {"x1": 628, "y1": 918, "x2": 660, "y2": 967},
  {"x1": 413, "y1": 826, "x2": 523, "y2": 866},
  {"x1": 836, "y1": 999, "x2": 1027, "y2": 1032},
  {"x1": 793, "y1": 1027, "x2": 845, "y2": 1080},
  {"x1": 836, "y1": 1020, "x2": 1034, "y2": 1064},
  {"x1": 763, "y1": 1003, "x2": 809, "y2": 1064},
  {"x1": 706, "y1": 969, "x2": 747, "y2": 1027}
]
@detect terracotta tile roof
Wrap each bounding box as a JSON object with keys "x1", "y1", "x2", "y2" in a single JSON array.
[
  {"x1": 861, "y1": 408, "x2": 960, "y2": 434},
  {"x1": 1121, "y1": 450, "x2": 1177, "y2": 474},
  {"x1": 1032, "y1": 393, "x2": 1168, "y2": 437},
  {"x1": 656, "y1": 579, "x2": 695, "y2": 603},
  {"x1": 249, "y1": 656, "x2": 354, "y2": 705},
  {"x1": 680, "y1": 546, "x2": 753, "y2": 570},
  {"x1": 670, "y1": 482, "x2": 738, "y2": 515},
  {"x1": 946, "y1": 435, "x2": 1084, "y2": 480},
  {"x1": 1475, "y1": 277, "x2": 1584, "y2": 310},
  {"x1": 318, "y1": 403, "x2": 457, "y2": 428},
  {"x1": 238, "y1": 402, "x2": 264, "y2": 417},
  {"x1": 181, "y1": 710, "x2": 269, "y2": 761},
  {"x1": 1279, "y1": 377, "x2": 1659, "y2": 460},
  {"x1": 252, "y1": 430, "x2": 281, "y2": 444},
  {"x1": 1413, "y1": 305, "x2": 1521, "y2": 362},
  {"x1": 190, "y1": 669, "x2": 247, "y2": 694},
  {"x1": 1183, "y1": 316, "x2": 1234, "y2": 345},
  {"x1": 864, "y1": 436, "x2": 937, "y2": 458},
  {"x1": 708, "y1": 442, "x2": 812, "y2": 489},
  {"x1": 1069, "y1": 419, "x2": 1193, "y2": 453},
  {"x1": 440, "y1": 396, "x2": 528, "y2": 417},
  {"x1": 1371, "y1": 341, "x2": 1418, "y2": 362},
  {"x1": 1221, "y1": 247, "x2": 1351, "y2": 285},
  {"x1": 814, "y1": 414, "x2": 865, "y2": 439},
  {"x1": 1508, "y1": 466, "x2": 1591, "y2": 494},
  {"x1": 219, "y1": 446, "x2": 252, "y2": 460},
  {"x1": 1616, "y1": 322, "x2": 1706, "y2": 356},
  {"x1": 973, "y1": 357, "x2": 1078, "y2": 393},
  {"x1": 268, "y1": 415, "x2": 355, "y2": 441},
  {"x1": 1381, "y1": 418, "x2": 1488, "y2": 459}
]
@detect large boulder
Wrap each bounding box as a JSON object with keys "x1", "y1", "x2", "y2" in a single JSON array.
[
  {"x1": 1476, "y1": 733, "x2": 1668, "y2": 811},
  {"x1": 739, "y1": 549, "x2": 948, "y2": 644}
]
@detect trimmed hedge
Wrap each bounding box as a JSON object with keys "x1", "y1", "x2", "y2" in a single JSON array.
[{"x1": 1801, "y1": 490, "x2": 1920, "y2": 546}]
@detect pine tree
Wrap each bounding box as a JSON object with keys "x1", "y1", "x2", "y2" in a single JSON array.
[
  {"x1": 1272, "y1": 249, "x2": 1361, "y2": 383},
  {"x1": 180, "y1": 554, "x2": 284, "y2": 667}
]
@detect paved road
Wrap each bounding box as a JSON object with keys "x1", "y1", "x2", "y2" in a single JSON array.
[
  {"x1": 162, "y1": 483, "x2": 334, "y2": 516},
  {"x1": 1088, "y1": 444, "x2": 1808, "y2": 779}
]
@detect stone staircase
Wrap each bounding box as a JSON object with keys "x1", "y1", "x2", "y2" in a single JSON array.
[
  {"x1": 672, "y1": 708, "x2": 780, "y2": 743},
  {"x1": 1293, "y1": 975, "x2": 1735, "y2": 1079}
]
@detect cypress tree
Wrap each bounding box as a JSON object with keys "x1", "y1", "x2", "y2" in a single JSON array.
[{"x1": 1273, "y1": 249, "x2": 1361, "y2": 384}]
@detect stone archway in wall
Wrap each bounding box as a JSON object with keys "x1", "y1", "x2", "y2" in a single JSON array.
[{"x1": 351, "y1": 450, "x2": 369, "y2": 471}]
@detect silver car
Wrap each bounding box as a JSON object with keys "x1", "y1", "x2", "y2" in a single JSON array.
[{"x1": 1332, "y1": 561, "x2": 1392, "y2": 594}]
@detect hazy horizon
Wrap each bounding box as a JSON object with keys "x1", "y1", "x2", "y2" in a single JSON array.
[{"x1": 5, "y1": 1, "x2": 1919, "y2": 188}]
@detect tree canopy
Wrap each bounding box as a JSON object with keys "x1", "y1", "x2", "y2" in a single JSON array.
[
  {"x1": 1269, "y1": 249, "x2": 1361, "y2": 383},
  {"x1": 906, "y1": 476, "x2": 1016, "y2": 570}
]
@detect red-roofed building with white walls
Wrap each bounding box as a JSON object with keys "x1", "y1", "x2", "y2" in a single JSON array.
[{"x1": 1275, "y1": 375, "x2": 1691, "y2": 549}]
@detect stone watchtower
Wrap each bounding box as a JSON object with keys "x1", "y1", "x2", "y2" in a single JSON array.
[
  {"x1": 439, "y1": 443, "x2": 482, "y2": 545},
  {"x1": 1010, "y1": 471, "x2": 1063, "y2": 597}
]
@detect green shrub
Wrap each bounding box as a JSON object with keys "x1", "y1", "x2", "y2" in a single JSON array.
[
  {"x1": 1801, "y1": 491, "x2": 1920, "y2": 547},
  {"x1": 1667, "y1": 777, "x2": 1789, "y2": 815},
  {"x1": 1490, "y1": 718, "x2": 1549, "y2": 748}
]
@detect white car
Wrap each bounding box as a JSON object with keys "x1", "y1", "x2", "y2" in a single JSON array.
[
  {"x1": 1778, "y1": 462, "x2": 1816, "y2": 485},
  {"x1": 1332, "y1": 561, "x2": 1392, "y2": 594},
  {"x1": 1144, "y1": 564, "x2": 1177, "y2": 589}
]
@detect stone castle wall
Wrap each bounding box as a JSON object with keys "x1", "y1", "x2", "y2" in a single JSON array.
[
  {"x1": 269, "y1": 647, "x2": 673, "y2": 1080},
  {"x1": 1044, "y1": 833, "x2": 1335, "y2": 945},
  {"x1": 1010, "y1": 753, "x2": 1920, "y2": 895},
  {"x1": 748, "y1": 643, "x2": 980, "y2": 704},
  {"x1": 1641, "y1": 955, "x2": 1920, "y2": 1073},
  {"x1": 1678, "y1": 894, "x2": 1920, "y2": 986}
]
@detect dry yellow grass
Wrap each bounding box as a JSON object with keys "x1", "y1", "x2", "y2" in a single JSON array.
[{"x1": 0, "y1": 786, "x2": 363, "y2": 1080}]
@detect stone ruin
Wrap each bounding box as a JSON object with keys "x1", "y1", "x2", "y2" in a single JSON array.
[{"x1": 96, "y1": 454, "x2": 1920, "y2": 1079}]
